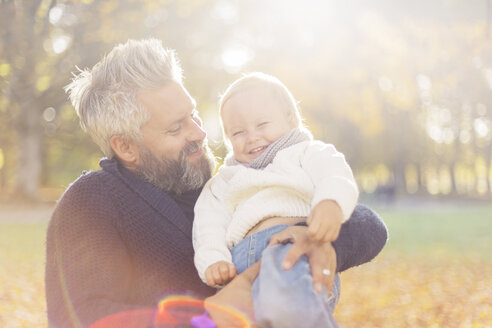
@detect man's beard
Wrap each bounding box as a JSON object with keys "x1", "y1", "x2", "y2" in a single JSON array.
[{"x1": 134, "y1": 141, "x2": 215, "y2": 195}]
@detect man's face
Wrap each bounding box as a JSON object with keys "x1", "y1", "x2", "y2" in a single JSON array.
[{"x1": 134, "y1": 82, "x2": 215, "y2": 194}]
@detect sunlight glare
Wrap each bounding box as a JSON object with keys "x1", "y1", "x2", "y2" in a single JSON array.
[
  {"x1": 474, "y1": 118, "x2": 489, "y2": 138},
  {"x1": 221, "y1": 45, "x2": 254, "y2": 73},
  {"x1": 49, "y1": 5, "x2": 63, "y2": 25},
  {"x1": 210, "y1": 0, "x2": 238, "y2": 23},
  {"x1": 416, "y1": 74, "x2": 431, "y2": 90},
  {"x1": 426, "y1": 122, "x2": 442, "y2": 143},
  {"x1": 52, "y1": 35, "x2": 71, "y2": 54},
  {"x1": 43, "y1": 107, "x2": 56, "y2": 122}
]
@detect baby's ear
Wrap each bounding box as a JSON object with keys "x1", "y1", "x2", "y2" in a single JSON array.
[{"x1": 287, "y1": 111, "x2": 298, "y2": 128}]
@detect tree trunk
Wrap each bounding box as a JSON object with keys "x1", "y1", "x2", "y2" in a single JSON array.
[
  {"x1": 415, "y1": 161, "x2": 424, "y2": 195},
  {"x1": 14, "y1": 107, "x2": 42, "y2": 201},
  {"x1": 393, "y1": 110, "x2": 408, "y2": 196},
  {"x1": 486, "y1": 144, "x2": 492, "y2": 196},
  {"x1": 393, "y1": 158, "x2": 407, "y2": 196},
  {"x1": 8, "y1": 0, "x2": 46, "y2": 202}
]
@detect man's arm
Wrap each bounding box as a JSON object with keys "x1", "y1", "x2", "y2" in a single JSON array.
[
  {"x1": 333, "y1": 204, "x2": 388, "y2": 272},
  {"x1": 45, "y1": 175, "x2": 141, "y2": 328},
  {"x1": 270, "y1": 204, "x2": 388, "y2": 292}
]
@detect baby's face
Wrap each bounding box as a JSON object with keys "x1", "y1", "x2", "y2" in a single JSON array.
[{"x1": 221, "y1": 88, "x2": 296, "y2": 163}]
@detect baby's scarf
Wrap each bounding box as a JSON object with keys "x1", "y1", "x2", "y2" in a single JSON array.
[{"x1": 225, "y1": 127, "x2": 313, "y2": 170}]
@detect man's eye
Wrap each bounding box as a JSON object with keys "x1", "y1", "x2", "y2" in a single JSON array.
[{"x1": 168, "y1": 125, "x2": 182, "y2": 134}]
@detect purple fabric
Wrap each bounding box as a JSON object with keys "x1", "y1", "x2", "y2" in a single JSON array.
[
  {"x1": 45, "y1": 158, "x2": 214, "y2": 328},
  {"x1": 45, "y1": 157, "x2": 388, "y2": 328}
]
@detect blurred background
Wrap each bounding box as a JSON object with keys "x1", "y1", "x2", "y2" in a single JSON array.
[
  {"x1": 1, "y1": 0, "x2": 491, "y2": 202},
  {"x1": 0, "y1": 0, "x2": 491, "y2": 327}
]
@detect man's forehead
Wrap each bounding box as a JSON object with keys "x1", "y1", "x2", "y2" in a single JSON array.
[{"x1": 137, "y1": 82, "x2": 195, "y2": 118}]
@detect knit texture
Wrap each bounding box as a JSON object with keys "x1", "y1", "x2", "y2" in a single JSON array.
[
  {"x1": 193, "y1": 140, "x2": 360, "y2": 282},
  {"x1": 334, "y1": 204, "x2": 389, "y2": 272},
  {"x1": 45, "y1": 158, "x2": 388, "y2": 327},
  {"x1": 45, "y1": 158, "x2": 214, "y2": 328}
]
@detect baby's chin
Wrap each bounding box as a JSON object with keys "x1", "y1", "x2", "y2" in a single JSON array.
[{"x1": 241, "y1": 154, "x2": 261, "y2": 164}]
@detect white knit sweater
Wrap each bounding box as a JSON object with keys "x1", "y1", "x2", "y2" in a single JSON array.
[{"x1": 192, "y1": 140, "x2": 359, "y2": 283}]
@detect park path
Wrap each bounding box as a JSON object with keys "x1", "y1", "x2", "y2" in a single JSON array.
[{"x1": 0, "y1": 203, "x2": 55, "y2": 223}]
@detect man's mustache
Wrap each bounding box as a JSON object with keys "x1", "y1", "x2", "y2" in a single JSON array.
[{"x1": 182, "y1": 141, "x2": 205, "y2": 157}]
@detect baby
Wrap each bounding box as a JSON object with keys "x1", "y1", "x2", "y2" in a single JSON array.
[{"x1": 193, "y1": 72, "x2": 359, "y2": 327}]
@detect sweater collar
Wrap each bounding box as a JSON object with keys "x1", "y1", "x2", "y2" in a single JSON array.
[{"x1": 99, "y1": 158, "x2": 193, "y2": 238}]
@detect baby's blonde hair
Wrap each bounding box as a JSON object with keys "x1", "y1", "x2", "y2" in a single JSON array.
[{"x1": 219, "y1": 72, "x2": 303, "y2": 129}]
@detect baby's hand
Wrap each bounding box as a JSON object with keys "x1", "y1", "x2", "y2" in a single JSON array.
[
  {"x1": 205, "y1": 261, "x2": 237, "y2": 287},
  {"x1": 307, "y1": 200, "x2": 343, "y2": 243}
]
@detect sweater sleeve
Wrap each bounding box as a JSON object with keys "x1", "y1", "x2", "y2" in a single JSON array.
[
  {"x1": 332, "y1": 204, "x2": 388, "y2": 272},
  {"x1": 193, "y1": 178, "x2": 233, "y2": 284},
  {"x1": 300, "y1": 141, "x2": 359, "y2": 221},
  {"x1": 45, "y1": 174, "x2": 146, "y2": 328}
]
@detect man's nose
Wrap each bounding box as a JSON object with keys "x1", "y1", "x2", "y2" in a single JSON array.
[{"x1": 187, "y1": 116, "x2": 207, "y2": 142}]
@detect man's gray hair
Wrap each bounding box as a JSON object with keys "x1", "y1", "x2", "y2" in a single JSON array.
[{"x1": 65, "y1": 38, "x2": 183, "y2": 158}]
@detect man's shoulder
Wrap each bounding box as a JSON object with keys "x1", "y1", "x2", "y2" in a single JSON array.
[
  {"x1": 65, "y1": 169, "x2": 110, "y2": 194},
  {"x1": 48, "y1": 169, "x2": 118, "y2": 232},
  {"x1": 55, "y1": 169, "x2": 115, "y2": 210}
]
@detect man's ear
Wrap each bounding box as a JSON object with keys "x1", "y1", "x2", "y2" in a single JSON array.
[{"x1": 110, "y1": 135, "x2": 138, "y2": 167}]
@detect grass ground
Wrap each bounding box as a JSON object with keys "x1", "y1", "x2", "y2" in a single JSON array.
[
  {"x1": 0, "y1": 202, "x2": 491, "y2": 327},
  {"x1": 336, "y1": 203, "x2": 492, "y2": 328}
]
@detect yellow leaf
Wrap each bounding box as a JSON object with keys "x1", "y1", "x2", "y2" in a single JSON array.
[
  {"x1": 0, "y1": 63, "x2": 11, "y2": 77},
  {"x1": 36, "y1": 76, "x2": 51, "y2": 92}
]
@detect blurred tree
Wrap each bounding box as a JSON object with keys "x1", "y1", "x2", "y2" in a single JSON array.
[
  {"x1": 0, "y1": 0, "x2": 223, "y2": 200},
  {"x1": 1, "y1": 0, "x2": 491, "y2": 202},
  {"x1": 0, "y1": 0, "x2": 56, "y2": 200}
]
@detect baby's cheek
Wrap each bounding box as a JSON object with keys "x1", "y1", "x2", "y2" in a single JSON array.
[{"x1": 231, "y1": 141, "x2": 243, "y2": 155}]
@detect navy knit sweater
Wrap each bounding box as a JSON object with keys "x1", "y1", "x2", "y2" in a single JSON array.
[{"x1": 45, "y1": 158, "x2": 388, "y2": 328}]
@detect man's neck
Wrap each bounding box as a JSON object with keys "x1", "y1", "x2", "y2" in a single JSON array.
[{"x1": 115, "y1": 156, "x2": 138, "y2": 172}]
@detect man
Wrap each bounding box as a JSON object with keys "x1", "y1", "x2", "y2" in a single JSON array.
[{"x1": 45, "y1": 38, "x2": 388, "y2": 328}]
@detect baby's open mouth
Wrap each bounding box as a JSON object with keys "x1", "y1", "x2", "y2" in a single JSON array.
[{"x1": 249, "y1": 145, "x2": 268, "y2": 154}]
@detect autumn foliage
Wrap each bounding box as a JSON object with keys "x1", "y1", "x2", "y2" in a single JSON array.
[{"x1": 1, "y1": 204, "x2": 491, "y2": 327}]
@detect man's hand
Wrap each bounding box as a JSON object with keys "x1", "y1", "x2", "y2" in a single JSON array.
[
  {"x1": 205, "y1": 261, "x2": 237, "y2": 287},
  {"x1": 307, "y1": 199, "x2": 343, "y2": 243},
  {"x1": 204, "y1": 262, "x2": 261, "y2": 328},
  {"x1": 269, "y1": 225, "x2": 337, "y2": 294}
]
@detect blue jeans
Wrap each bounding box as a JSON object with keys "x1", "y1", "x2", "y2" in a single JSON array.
[{"x1": 231, "y1": 225, "x2": 341, "y2": 328}]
